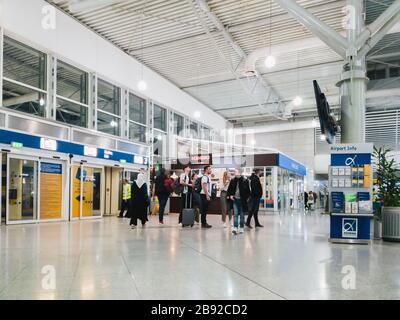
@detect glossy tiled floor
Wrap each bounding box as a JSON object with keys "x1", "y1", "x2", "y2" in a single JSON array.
[{"x1": 1, "y1": 211, "x2": 400, "y2": 300}]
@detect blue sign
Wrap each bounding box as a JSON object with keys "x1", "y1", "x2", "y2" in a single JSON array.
[
  {"x1": 278, "y1": 154, "x2": 306, "y2": 176},
  {"x1": 330, "y1": 215, "x2": 371, "y2": 240},
  {"x1": 41, "y1": 163, "x2": 62, "y2": 174},
  {"x1": 0, "y1": 129, "x2": 148, "y2": 165},
  {"x1": 331, "y1": 153, "x2": 371, "y2": 166}
]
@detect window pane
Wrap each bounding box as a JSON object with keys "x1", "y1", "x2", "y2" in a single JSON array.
[
  {"x1": 97, "y1": 79, "x2": 120, "y2": 115},
  {"x1": 97, "y1": 111, "x2": 120, "y2": 136},
  {"x1": 202, "y1": 126, "x2": 210, "y2": 140},
  {"x1": 3, "y1": 80, "x2": 46, "y2": 117},
  {"x1": 56, "y1": 98, "x2": 88, "y2": 128},
  {"x1": 174, "y1": 114, "x2": 184, "y2": 136},
  {"x1": 154, "y1": 105, "x2": 166, "y2": 131},
  {"x1": 189, "y1": 121, "x2": 198, "y2": 138},
  {"x1": 153, "y1": 131, "x2": 167, "y2": 157},
  {"x1": 129, "y1": 93, "x2": 146, "y2": 124},
  {"x1": 57, "y1": 61, "x2": 88, "y2": 104},
  {"x1": 3, "y1": 37, "x2": 46, "y2": 90},
  {"x1": 129, "y1": 122, "x2": 146, "y2": 143}
]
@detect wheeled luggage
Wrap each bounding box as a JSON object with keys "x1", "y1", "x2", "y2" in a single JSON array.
[{"x1": 182, "y1": 193, "x2": 195, "y2": 228}]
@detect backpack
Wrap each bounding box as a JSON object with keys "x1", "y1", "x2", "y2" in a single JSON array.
[
  {"x1": 172, "y1": 177, "x2": 184, "y2": 195},
  {"x1": 194, "y1": 177, "x2": 202, "y2": 193},
  {"x1": 211, "y1": 183, "x2": 217, "y2": 200},
  {"x1": 163, "y1": 177, "x2": 173, "y2": 194}
]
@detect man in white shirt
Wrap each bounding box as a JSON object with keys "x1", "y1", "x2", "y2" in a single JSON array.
[
  {"x1": 200, "y1": 165, "x2": 213, "y2": 228},
  {"x1": 178, "y1": 166, "x2": 192, "y2": 224}
]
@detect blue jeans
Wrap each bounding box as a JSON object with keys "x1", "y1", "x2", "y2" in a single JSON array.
[
  {"x1": 157, "y1": 194, "x2": 169, "y2": 222},
  {"x1": 233, "y1": 199, "x2": 245, "y2": 229}
]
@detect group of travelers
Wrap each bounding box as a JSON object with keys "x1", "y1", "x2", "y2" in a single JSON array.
[{"x1": 119, "y1": 165, "x2": 264, "y2": 234}]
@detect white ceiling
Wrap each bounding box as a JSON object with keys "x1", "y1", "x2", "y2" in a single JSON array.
[{"x1": 47, "y1": 0, "x2": 399, "y2": 127}]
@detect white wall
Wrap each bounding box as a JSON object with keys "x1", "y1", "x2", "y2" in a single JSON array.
[
  {"x1": 0, "y1": 0, "x2": 226, "y2": 131},
  {"x1": 237, "y1": 128, "x2": 316, "y2": 191}
]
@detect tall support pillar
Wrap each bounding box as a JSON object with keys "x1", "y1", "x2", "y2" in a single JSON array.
[{"x1": 337, "y1": 0, "x2": 368, "y2": 143}]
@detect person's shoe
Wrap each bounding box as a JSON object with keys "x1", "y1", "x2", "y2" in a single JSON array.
[
  {"x1": 158, "y1": 221, "x2": 164, "y2": 225},
  {"x1": 222, "y1": 222, "x2": 227, "y2": 228},
  {"x1": 245, "y1": 223, "x2": 253, "y2": 229},
  {"x1": 232, "y1": 227, "x2": 238, "y2": 235},
  {"x1": 118, "y1": 216, "x2": 124, "y2": 218},
  {"x1": 255, "y1": 224, "x2": 264, "y2": 228},
  {"x1": 131, "y1": 225, "x2": 136, "y2": 229},
  {"x1": 239, "y1": 228, "x2": 244, "y2": 234},
  {"x1": 201, "y1": 224, "x2": 212, "y2": 229}
]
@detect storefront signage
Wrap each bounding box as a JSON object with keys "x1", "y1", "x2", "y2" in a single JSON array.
[
  {"x1": 190, "y1": 154, "x2": 212, "y2": 165},
  {"x1": 278, "y1": 154, "x2": 306, "y2": 176},
  {"x1": 40, "y1": 138, "x2": 57, "y2": 151},
  {"x1": 84, "y1": 146, "x2": 98, "y2": 157},
  {"x1": 11, "y1": 141, "x2": 23, "y2": 149},
  {"x1": 120, "y1": 159, "x2": 127, "y2": 164},
  {"x1": 104, "y1": 150, "x2": 113, "y2": 159},
  {"x1": 134, "y1": 155, "x2": 144, "y2": 165},
  {"x1": 0, "y1": 129, "x2": 149, "y2": 166},
  {"x1": 330, "y1": 143, "x2": 373, "y2": 154}
]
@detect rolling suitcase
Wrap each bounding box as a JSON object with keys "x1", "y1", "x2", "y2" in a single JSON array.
[{"x1": 182, "y1": 193, "x2": 195, "y2": 228}]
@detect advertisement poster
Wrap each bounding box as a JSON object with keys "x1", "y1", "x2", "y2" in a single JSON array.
[
  {"x1": 40, "y1": 163, "x2": 62, "y2": 220},
  {"x1": 72, "y1": 165, "x2": 81, "y2": 218}
]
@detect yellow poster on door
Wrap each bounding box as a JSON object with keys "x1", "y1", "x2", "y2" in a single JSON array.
[
  {"x1": 82, "y1": 167, "x2": 93, "y2": 217},
  {"x1": 40, "y1": 163, "x2": 62, "y2": 220},
  {"x1": 72, "y1": 165, "x2": 81, "y2": 218}
]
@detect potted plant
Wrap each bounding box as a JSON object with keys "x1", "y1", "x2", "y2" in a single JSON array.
[{"x1": 373, "y1": 146, "x2": 400, "y2": 241}]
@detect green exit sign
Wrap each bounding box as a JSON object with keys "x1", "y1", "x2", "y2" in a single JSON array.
[{"x1": 11, "y1": 141, "x2": 23, "y2": 149}]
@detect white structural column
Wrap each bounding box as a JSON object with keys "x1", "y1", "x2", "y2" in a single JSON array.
[
  {"x1": 338, "y1": 0, "x2": 367, "y2": 143},
  {"x1": 272, "y1": 0, "x2": 400, "y2": 143}
]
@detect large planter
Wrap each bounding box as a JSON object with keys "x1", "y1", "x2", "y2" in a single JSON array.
[
  {"x1": 382, "y1": 207, "x2": 400, "y2": 241},
  {"x1": 373, "y1": 218, "x2": 382, "y2": 240}
]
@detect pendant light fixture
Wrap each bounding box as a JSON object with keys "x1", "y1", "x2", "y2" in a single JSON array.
[
  {"x1": 293, "y1": 51, "x2": 302, "y2": 106},
  {"x1": 264, "y1": 0, "x2": 276, "y2": 69},
  {"x1": 137, "y1": 10, "x2": 147, "y2": 91}
]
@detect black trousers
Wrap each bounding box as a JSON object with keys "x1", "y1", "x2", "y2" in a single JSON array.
[
  {"x1": 246, "y1": 197, "x2": 261, "y2": 225},
  {"x1": 200, "y1": 194, "x2": 209, "y2": 225},
  {"x1": 119, "y1": 200, "x2": 129, "y2": 217},
  {"x1": 179, "y1": 192, "x2": 192, "y2": 223}
]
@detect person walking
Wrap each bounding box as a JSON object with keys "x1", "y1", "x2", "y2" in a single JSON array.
[
  {"x1": 307, "y1": 191, "x2": 314, "y2": 211},
  {"x1": 200, "y1": 165, "x2": 213, "y2": 229},
  {"x1": 152, "y1": 168, "x2": 173, "y2": 224},
  {"x1": 227, "y1": 168, "x2": 250, "y2": 235},
  {"x1": 130, "y1": 173, "x2": 150, "y2": 229},
  {"x1": 304, "y1": 191, "x2": 309, "y2": 211},
  {"x1": 179, "y1": 166, "x2": 192, "y2": 224},
  {"x1": 220, "y1": 171, "x2": 231, "y2": 228},
  {"x1": 246, "y1": 169, "x2": 264, "y2": 228},
  {"x1": 119, "y1": 179, "x2": 131, "y2": 218}
]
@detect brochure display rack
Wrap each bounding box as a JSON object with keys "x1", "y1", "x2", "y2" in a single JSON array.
[{"x1": 329, "y1": 144, "x2": 374, "y2": 244}]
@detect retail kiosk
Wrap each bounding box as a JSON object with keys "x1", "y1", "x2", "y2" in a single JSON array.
[{"x1": 329, "y1": 143, "x2": 374, "y2": 244}]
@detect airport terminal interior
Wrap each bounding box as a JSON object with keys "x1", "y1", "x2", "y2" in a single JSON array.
[{"x1": 1, "y1": 0, "x2": 400, "y2": 301}]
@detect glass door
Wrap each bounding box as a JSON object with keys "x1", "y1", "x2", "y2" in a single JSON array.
[
  {"x1": 39, "y1": 160, "x2": 65, "y2": 221},
  {"x1": 71, "y1": 164, "x2": 104, "y2": 220},
  {"x1": 6, "y1": 155, "x2": 39, "y2": 224}
]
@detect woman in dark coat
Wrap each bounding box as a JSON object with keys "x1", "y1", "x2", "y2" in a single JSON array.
[
  {"x1": 130, "y1": 173, "x2": 150, "y2": 229},
  {"x1": 227, "y1": 168, "x2": 250, "y2": 235}
]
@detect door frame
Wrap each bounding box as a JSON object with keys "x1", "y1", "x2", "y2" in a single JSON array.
[
  {"x1": 6, "y1": 154, "x2": 39, "y2": 225},
  {"x1": 70, "y1": 162, "x2": 104, "y2": 221}
]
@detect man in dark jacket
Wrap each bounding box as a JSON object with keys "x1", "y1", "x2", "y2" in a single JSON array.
[{"x1": 246, "y1": 169, "x2": 264, "y2": 228}]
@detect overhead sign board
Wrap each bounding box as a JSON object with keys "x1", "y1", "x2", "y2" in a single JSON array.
[
  {"x1": 84, "y1": 146, "x2": 98, "y2": 157},
  {"x1": 40, "y1": 138, "x2": 58, "y2": 151}
]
